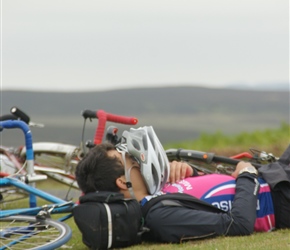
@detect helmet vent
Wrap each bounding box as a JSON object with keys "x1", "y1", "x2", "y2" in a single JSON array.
[
  {"x1": 132, "y1": 139, "x2": 140, "y2": 150},
  {"x1": 158, "y1": 153, "x2": 162, "y2": 164},
  {"x1": 148, "y1": 131, "x2": 155, "y2": 150},
  {"x1": 151, "y1": 163, "x2": 159, "y2": 190},
  {"x1": 142, "y1": 135, "x2": 148, "y2": 150}
]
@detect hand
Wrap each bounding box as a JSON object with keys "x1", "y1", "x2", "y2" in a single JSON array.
[
  {"x1": 169, "y1": 161, "x2": 193, "y2": 183},
  {"x1": 231, "y1": 161, "x2": 254, "y2": 179}
]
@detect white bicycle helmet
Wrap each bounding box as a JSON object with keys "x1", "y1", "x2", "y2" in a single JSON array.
[{"x1": 115, "y1": 126, "x2": 170, "y2": 196}]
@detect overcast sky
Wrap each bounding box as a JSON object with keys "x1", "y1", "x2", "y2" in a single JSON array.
[{"x1": 1, "y1": 0, "x2": 289, "y2": 92}]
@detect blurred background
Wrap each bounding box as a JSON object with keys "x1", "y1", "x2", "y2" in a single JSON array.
[{"x1": 1, "y1": 1, "x2": 289, "y2": 147}]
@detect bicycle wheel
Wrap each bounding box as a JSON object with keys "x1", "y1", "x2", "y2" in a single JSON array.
[
  {"x1": 0, "y1": 215, "x2": 72, "y2": 250},
  {"x1": 0, "y1": 186, "x2": 29, "y2": 204}
]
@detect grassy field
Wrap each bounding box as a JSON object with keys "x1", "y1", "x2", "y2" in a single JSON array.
[
  {"x1": 164, "y1": 122, "x2": 290, "y2": 156},
  {"x1": 3, "y1": 124, "x2": 290, "y2": 249},
  {"x1": 63, "y1": 219, "x2": 290, "y2": 250}
]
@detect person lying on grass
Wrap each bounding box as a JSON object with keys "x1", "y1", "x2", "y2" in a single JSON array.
[{"x1": 75, "y1": 126, "x2": 290, "y2": 243}]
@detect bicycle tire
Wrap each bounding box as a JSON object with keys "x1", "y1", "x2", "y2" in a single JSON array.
[
  {"x1": 0, "y1": 186, "x2": 29, "y2": 204},
  {"x1": 0, "y1": 215, "x2": 72, "y2": 250}
]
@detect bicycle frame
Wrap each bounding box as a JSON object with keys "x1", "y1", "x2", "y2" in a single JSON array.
[
  {"x1": 0, "y1": 177, "x2": 73, "y2": 217},
  {"x1": 165, "y1": 147, "x2": 278, "y2": 175},
  {"x1": 0, "y1": 120, "x2": 74, "y2": 221}
]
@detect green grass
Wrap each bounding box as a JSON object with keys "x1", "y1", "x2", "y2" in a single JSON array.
[
  {"x1": 64, "y1": 216, "x2": 290, "y2": 250},
  {"x1": 164, "y1": 122, "x2": 290, "y2": 156}
]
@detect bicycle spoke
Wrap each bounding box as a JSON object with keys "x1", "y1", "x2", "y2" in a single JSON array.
[{"x1": 0, "y1": 215, "x2": 71, "y2": 250}]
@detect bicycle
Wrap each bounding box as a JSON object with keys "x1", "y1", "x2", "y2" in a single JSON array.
[
  {"x1": 1, "y1": 107, "x2": 138, "y2": 196},
  {"x1": 0, "y1": 119, "x2": 75, "y2": 250},
  {"x1": 165, "y1": 147, "x2": 279, "y2": 175}
]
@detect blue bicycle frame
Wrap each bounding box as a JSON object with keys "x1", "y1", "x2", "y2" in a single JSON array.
[{"x1": 0, "y1": 120, "x2": 75, "y2": 220}]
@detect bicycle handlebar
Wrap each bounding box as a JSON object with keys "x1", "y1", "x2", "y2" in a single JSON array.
[
  {"x1": 10, "y1": 106, "x2": 30, "y2": 124},
  {"x1": 0, "y1": 107, "x2": 31, "y2": 124},
  {"x1": 0, "y1": 114, "x2": 18, "y2": 121},
  {"x1": 166, "y1": 148, "x2": 262, "y2": 168},
  {"x1": 0, "y1": 120, "x2": 33, "y2": 160},
  {"x1": 1, "y1": 107, "x2": 44, "y2": 127},
  {"x1": 81, "y1": 109, "x2": 138, "y2": 144},
  {"x1": 82, "y1": 109, "x2": 138, "y2": 124}
]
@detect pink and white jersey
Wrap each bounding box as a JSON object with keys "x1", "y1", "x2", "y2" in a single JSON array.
[{"x1": 162, "y1": 174, "x2": 275, "y2": 232}]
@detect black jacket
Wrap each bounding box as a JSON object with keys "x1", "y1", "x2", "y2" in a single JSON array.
[{"x1": 142, "y1": 173, "x2": 259, "y2": 243}]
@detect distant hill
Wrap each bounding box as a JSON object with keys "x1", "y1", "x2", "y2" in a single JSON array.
[
  {"x1": 1, "y1": 86, "x2": 289, "y2": 147},
  {"x1": 226, "y1": 82, "x2": 289, "y2": 91}
]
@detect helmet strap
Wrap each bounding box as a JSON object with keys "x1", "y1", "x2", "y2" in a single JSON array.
[{"x1": 120, "y1": 151, "x2": 136, "y2": 199}]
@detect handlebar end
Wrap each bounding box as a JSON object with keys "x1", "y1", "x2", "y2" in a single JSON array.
[{"x1": 132, "y1": 118, "x2": 138, "y2": 125}]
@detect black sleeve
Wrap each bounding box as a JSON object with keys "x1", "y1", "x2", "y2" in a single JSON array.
[{"x1": 225, "y1": 173, "x2": 260, "y2": 235}]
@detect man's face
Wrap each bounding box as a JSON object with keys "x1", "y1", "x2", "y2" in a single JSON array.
[{"x1": 108, "y1": 149, "x2": 149, "y2": 199}]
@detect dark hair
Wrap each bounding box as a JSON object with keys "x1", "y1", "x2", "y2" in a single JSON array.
[{"x1": 75, "y1": 142, "x2": 124, "y2": 194}]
